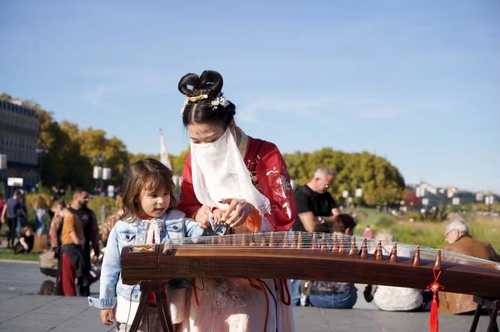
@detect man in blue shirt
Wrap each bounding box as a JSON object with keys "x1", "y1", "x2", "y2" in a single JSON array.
[{"x1": 1, "y1": 189, "x2": 22, "y2": 248}]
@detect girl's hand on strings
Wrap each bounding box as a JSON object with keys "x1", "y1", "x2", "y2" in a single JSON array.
[
  {"x1": 219, "y1": 198, "x2": 255, "y2": 228},
  {"x1": 194, "y1": 205, "x2": 212, "y2": 229},
  {"x1": 211, "y1": 208, "x2": 224, "y2": 224}
]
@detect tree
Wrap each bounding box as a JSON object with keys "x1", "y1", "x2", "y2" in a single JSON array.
[{"x1": 284, "y1": 148, "x2": 405, "y2": 207}]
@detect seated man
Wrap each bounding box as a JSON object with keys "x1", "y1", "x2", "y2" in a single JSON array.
[
  {"x1": 438, "y1": 216, "x2": 500, "y2": 314},
  {"x1": 300, "y1": 214, "x2": 358, "y2": 309}
]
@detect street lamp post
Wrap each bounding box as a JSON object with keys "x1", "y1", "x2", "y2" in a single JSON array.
[
  {"x1": 93, "y1": 165, "x2": 103, "y2": 195},
  {"x1": 93, "y1": 155, "x2": 111, "y2": 196},
  {"x1": 342, "y1": 190, "x2": 349, "y2": 208},
  {"x1": 355, "y1": 188, "x2": 363, "y2": 208}
]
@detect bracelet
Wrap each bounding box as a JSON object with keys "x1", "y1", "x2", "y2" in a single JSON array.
[{"x1": 318, "y1": 216, "x2": 325, "y2": 224}]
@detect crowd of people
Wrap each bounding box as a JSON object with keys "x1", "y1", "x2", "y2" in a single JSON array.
[
  {"x1": 0, "y1": 187, "x2": 101, "y2": 299},
  {"x1": 1, "y1": 69, "x2": 499, "y2": 332}
]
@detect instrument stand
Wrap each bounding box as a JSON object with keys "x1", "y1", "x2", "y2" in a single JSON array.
[
  {"x1": 129, "y1": 281, "x2": 175, "y2": 332},
  {"x1": 469, "y1": 296, "x2": 499, "y2": 332}
]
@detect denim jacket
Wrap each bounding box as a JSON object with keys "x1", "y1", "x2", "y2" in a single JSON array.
[{"x1": 88, "y1": 209, "x2": 204, "y2": 309}]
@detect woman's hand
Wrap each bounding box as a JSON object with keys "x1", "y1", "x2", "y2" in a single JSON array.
[
  {"x1": 100, "y1": 308, "x2": 115, "y2": 326},
  {"x1": 219, "y1": 198, "x2": 255, "y2": 228}
]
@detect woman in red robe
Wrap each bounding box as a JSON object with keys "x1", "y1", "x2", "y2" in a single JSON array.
[{"x1": 175, "y1": 70, "x2": 297, "y2": 332}]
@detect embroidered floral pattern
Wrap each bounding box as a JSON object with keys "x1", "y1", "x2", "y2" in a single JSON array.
[
  {"x1": 203, "y1": 279, "x2": 248, "y2": 318},
  {"x1": 266, "y1": 166, "x2": 293, "y2": 217}
]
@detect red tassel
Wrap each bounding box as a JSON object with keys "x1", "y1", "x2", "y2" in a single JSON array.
[
  {"x1": 429, "y1": 292, "x2": 439, "y2": 332},
  {"x1": 427, "y1": 270, "x2": 444, "y2": 332}
]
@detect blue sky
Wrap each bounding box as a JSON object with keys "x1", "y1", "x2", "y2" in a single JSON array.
[{"x1": 1, "y1": 0, "x2": 499, "y2": 193}]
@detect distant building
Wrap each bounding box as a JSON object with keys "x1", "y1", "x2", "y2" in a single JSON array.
[
  {"x1": 413, "y1": 182, "x2": 446, "y2": 207},
  {"x1": 407, "y1": 181, "x2": 498, "y2": 209},
  {"x1": 0, "y1": 99, "x2": 40, "y2": 192}
]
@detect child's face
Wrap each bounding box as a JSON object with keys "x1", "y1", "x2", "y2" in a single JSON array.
[{"x1": 138, "y1": 187, "x2": 171, "y2": 218}]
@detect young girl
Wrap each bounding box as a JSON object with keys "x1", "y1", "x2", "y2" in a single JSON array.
[{"x1": 88, "y1": 158, "x2": 204, "y2": 332}]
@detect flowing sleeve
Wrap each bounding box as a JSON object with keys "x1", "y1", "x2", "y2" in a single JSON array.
[
  {"x1": 254, "y1": 142, "x2": 296, "y2": 231},
  {"x1": 176, "y1": 152, "x2": 202, "y2": 219}
]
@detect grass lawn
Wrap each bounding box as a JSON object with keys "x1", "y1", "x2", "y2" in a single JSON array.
[{"x1": 0, "y1": 250, "x2": 40, "y2": 262}]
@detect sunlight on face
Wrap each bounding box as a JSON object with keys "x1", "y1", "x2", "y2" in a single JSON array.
[
  {"x1": 444, "y1": 229, "x2": 459, "y2": 244},
  {"x1": 138, "y1": 187, "x2": 171, "y2": 218},
  {"x1": 317, "y1": 174, "x2": 334, "y2": 193},
  {"x1": 187, "y1": 123, "x2": 226, "y2": 144}
]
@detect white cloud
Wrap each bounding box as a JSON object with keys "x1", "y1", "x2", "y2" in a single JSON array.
[
  {"x1": 83, "y1": 66, "x2": 174, "y2": 95},
  {"x1": 237, "y1": 95, "x2": 416, "y2": 123}
]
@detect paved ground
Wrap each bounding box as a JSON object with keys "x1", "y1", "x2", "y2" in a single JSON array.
[{"x1": 0, "y1": 292, "x2": 496, "y2": 332}]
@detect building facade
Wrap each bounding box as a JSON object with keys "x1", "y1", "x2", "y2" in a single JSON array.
[{"x1": 0, "y1": 100, "x2": 40, "y2": 193}]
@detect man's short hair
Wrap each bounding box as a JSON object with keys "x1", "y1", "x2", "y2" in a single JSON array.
[
  {"x1": 313, "y1": 166, "x2": 335, "y2": 179},
  {"x1": 446, "y1": 216, "x2": 469, "y2": 235}
]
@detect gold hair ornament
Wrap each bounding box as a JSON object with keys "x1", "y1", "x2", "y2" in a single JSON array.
[{"x1": 180, "y1": 93, "x2": 230, "y2": 114}]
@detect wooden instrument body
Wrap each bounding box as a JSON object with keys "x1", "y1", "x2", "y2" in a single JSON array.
[{"x1": 120, "y1": 232, "x2": 500, "y2": 299}]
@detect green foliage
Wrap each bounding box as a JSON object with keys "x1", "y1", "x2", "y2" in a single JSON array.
[
  {"x1": 353, "y1": 209, "x2": 500, "y2": 252},
  {"x1": 5, "y1": 93, "x2": 497, "y2": 218},
  {"x1": 0, "y1": 251, "x2": 41, "y2": 261},
  {"x1": 28, "y1": 101, "x2": 131, "y2": 190},
  {"x1": 88, "y1": 196, "x2": 119, "y2": 226},
  {"x1": 172, "y1": 149, "x2": 189, "y2": 176}
]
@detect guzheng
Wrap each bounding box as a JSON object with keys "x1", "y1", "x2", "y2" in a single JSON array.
[{"x1": 121, "y1": 231, "x2": 500, "y2": 299}]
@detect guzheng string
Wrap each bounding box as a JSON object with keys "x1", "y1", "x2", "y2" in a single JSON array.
[
  {"x1": 161, "y1": 231, "x2": 500, "y2": 271},
  {"x1": 121, "y1": 230, "x2": 500, "y2": 301}
]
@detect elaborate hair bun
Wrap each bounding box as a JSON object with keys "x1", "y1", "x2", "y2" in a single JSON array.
[
  {"x1": 178, "y1": 70, "x2": 223, "y2": 98},
  {"x1": 178, "y1": 73, "x2": 200, "y2": 97}
]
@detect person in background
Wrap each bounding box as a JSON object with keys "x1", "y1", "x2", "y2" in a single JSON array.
[
  {"x1": 438, "y1": 216, "x2": 500, "y2": 314},
  {"x1": 15, "y1": 194, "x2": 28, "y2": 239},
  {"x1": 176, "y1": 70, "x2": 297, "y2": 331},
  {"x1": 331, "y1": 213, "x2": 357, "y2": 236},
  {"x1": 363, "y1": 230, "x2": 428, "y2": 312},
  {"x1": 1, "y1": 189, "x2": 22, "y2": 248},
  {"x1": 300, "y1": 214, "x2": 358, "y2": 309},
  {"x1": 88, "y1": 158, "x2": 205, "y2": 331},
  {"x1": 39, "y1": 280, "x2": 56, "y2": 295},
  {"x1": 0, "y1": 193, "x2": 5, "y2": 246},
  {"x1": 48, "y1": 198, "x2": 66, "y2": 253},
  {"x1": 101, "y1": 194, "x2": 124, "y2": 247},
  {"x1": 48, "y1": 198, "x2": 68, "y2": 295},
  {"x1": 34, "y1": 196, "x2": 49, "y2": 235},
  {"x1": 292, "y1": 166, "x2": 340, "y2": 233},
  {"x1": 68, "y1": 189, "x2": 100, "y2": 297},
  {"x1": 291, "y1": 167, "x2": 340, "y2": 305},
  {"x1": 13, "y1": 226, "x2": 35, "y2": 254},
  {"x1": 59, "y1": 203, "x2": 85, "y2": 297},
  {"x1": 362, "y1": 225, "x2": 373, "y2": 239}
]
